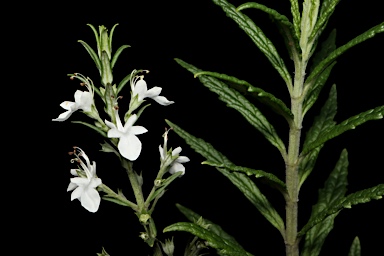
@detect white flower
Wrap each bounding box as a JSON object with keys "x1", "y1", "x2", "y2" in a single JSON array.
[
  {"x1": 159, "y1": 130, "x2": 190, "y2": 176},
  {"x1": 52, "y1": 90, "x2": 93, "y2": 121},
  {"x1": 105, "y1": 112, "x2": 148, "y2": 161},
  {"x1": 131, "y1": 75, "x2": 174, "y2": 106},
  {"x1": 67, "y1": 147, "x2": 102, "y2": 213}
]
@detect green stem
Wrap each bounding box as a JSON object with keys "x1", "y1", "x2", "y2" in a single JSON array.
[
  {"x1": 285, "y1": 52, "x2": 306, "y2": 256},
  {"x1": 122, "y1": 158, "x2": 145, "y2": 210}
]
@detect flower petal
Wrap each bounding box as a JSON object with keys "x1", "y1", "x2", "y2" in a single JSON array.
[
  {"x1": 105, "y1": 119, "x2": 117, "y2": 129},
  {"x1": 118, "y1": 134, "x2": 142, "y2": 161},
  {"x1": 159, "y1": 145, "x2": 165, "y2": 160},
  {"x1": 125, "y1": 114, "x2": 138, "y2": 130},
  {"x1": 80, "y1": 187, "x2": 101, "y2": 212},
  {"x1": 153, "y1": 96, "x2": 174, "y2": 106},
  {"x1": 176, "y1": 156, "x2": 190, "y2": 163},
  {"x1": 131, "y1": 126, "x2": 148, "y2": 135},
  {"x1": 77, "y1": 91, "x2": 93, "y2": 112},
  {"x1": 107, "y1": 127, "x2": 123, "y2": 138},
  {"x1": 52, "y1": 109, "x2": 74, "y2": 122},
  {"x1": 134, "y1": 80, "x2": 148, "y2": 101},
  {"x1": 70, "y1": 186, "x2": 84, "y2": 201},
  {"x1": 169, "y1": 162, "x2": 185, "y2": 175},
  {"x1": 67, "y1": 182, "x2": 78, "y2": 192},
  {"x1": 172, "y1": 147, "x2": 182, "y2": 156},
  {"x1": 145, "y1": 86, "x2": 161, "y2": 98}
]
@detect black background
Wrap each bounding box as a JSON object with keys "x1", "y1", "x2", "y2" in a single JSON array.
[{"x1": 39, "y1": 0, "x2": 384, "y2": 255}]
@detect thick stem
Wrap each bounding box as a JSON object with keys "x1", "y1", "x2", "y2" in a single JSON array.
[{"x1": 285, "y1": 57, "x2": 306, "y2": 256}]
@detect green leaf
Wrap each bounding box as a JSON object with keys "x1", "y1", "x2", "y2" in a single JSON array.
[
  {"x1": 175, "y1": 58, "x2": 287, "y2": 157},
  {"x1": 165, "y1": 120, "x2": 232, "y2": 165},
  {"x1": 309, "y1": 0, "x2": 341, "y2": 41},
  {"x1": 165, "y1": 120, "x2": 285, "y2": 236},
  {"x1": 288, "y1": 0, "x2": 301, "y2": 41},
  {"x1": 194, "y1": 70, "x2": 293, "y2": 123},
  {"x1": 299, "y1": 84, "x2": 337, "y2": 187},
  {"x1": 236, "y1": 2, "x2": 300, "y2": 56},
  {"x1": 78, "y1": 40, "x2": 101, "y2": 72},
  {"x1": 176, "y1": 204, "x2": 244, "y2": 250},
  {"x1": 301, "y1": 149, "x2": 348, "y2": 256},
  {"x1": 304, "y1": 29, "x2": 336, "y2": 115},
  {"x1": 348, "y1": 237, "x2": 361, "y2": 256},
  {"x1": 164, "y1": 222, "x2": 253, "y2": 256},
  {"x1": 108, "y1": 24, "x2": 119, "y2": 56},
  {"x1": 301, "y1": 105, "x2": 384, "y2": 155},
  {"x1": 202, "y1": 161, "x2": 286, "y2": 192},
  {"x1": 96, "y1": 247, "x2": 110, "y2": 256},
  {"x1": 111, "y1": 45, "x2": 130, "y2": 69},
  {"x1": 305, "y1": 22, "x2": 384, "y2": 87},
  {"x1": 298, "y1": 184, "x2": 384, "y2": 236},
  {"x1": 86, "y1": 24, "x2": 101, "y2": 58},
  {"x1": 300, "y1": 0, "x2": 320, "y2": 56},
  {"x1": 218, "y1": 168, "x2": 285, "y2": 236},
  {"x1": 212, "y1": 0, "x2": 293, "y2": 90}
]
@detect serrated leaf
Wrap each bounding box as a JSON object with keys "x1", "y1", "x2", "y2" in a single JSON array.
[
  {"x1": 164, "y1": 222, "x2": 253, "y2": 256},
  {"x1": 304, "y1": 29, "x2": 336, "y2": 115},
  {"x1": 302, "y1": 105, "x2": 384, "y2": 155},
  {"x1": 78, "y1": 40, "x2": 101, "y2": 72},
  {"x1": 288, "y1": 0, "x2": 301, "y2": 40},
  {"x1": 176, "y1": 204, "x2": 244, "y2": 250},
  {"x1": 236, "y1": 2, "x2": 300, "y2": 57},
  {"x1": 212, "y1": 0, "x2": 293, "y2": 90},
  {"x1": 165, "y1": 120, "x2": 285, "y2": 236},
  {"x1": 194, "y1": 70, "x2": 293, "y2": 123},
  {"x1": 303, "y1": 62, "x2": 335, "y2": 116},
  {"x1": 165, "y1": 120, "x2": 232, "y2": 165},
  {"x1": 310, "y1": 29, "x2": 336, "y2": 72},
  {"x1": 300, "y1": 0, "x2": 320, "y2": 55},
  {"x1": 111, "y1": 45, "x2": 130, "y2": 69},
  {"x1": 175, "y1": 58, "x2": 287, "y2": 157},
  {"x1": 309, "y1": 0, "x2": 340, "y2": 41},
  {"x1": 305, "y1": 22, "x2": 384, "y2": 87},
  {"x1": 348, "y1": 237, "x2": 361, "y2": 256},
  {"x1": 301, "y1": 149, "x2": 348, "y2": 256},
  {"x1": 299, "y1": 84, "x2": 337, "y2": 187},
  {"x1": 218, "y1": 168, "x2": 285, "y2": 236},
  {"x1": 202, "y1": 161, "x2": 286, "y2": 192},
  {"x1": 298, "y1": 184, "x2": 384, "y2": 236}
]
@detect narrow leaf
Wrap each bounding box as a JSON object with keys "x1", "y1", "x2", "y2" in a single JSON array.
[
  {"x1": 288, "y1": 0, "x2": 301, "y2": 40},
  {"x1": 212, "y1": 0, "x2": 293, "y2": 90},
  {"x1": 164, "y1": 223, "x2": 253, "y2": 256},
  {"x1": 202, "y1": 161, "x2": 286, "y2": 192},
  {"x1": 305, "y1": 22, "x2": 384, "y2": 87},
  {"x1": 78, "y1": 40, "x2": 102, "y2": 72},
  {"x1": 86, "y1": 24, "x2": 100, "y2": 58},
  {"x1": 302, "y1": 105, "x2": 384, "y2": 155},
  {"x1": 301, "y1": 149, "x2": 348, "y2": 256},
  {"x1": 300, "y1": 0, "x2": 320, "y2": 55},
  {"x1": 176, "y1": 204, "x2": 244, "y2": 249},
  {"x1": 310, "y1": 0, "x2": 340, "y2": 41},
  {"x1": 304, "y1": 29, "x2": 337, "y2": 115},
  {"x1": 108, "y1": 23, "x2": 119, "y2": 55},
  {"x1": 218, "y1": 168, "x2": 285, "y2": 236},
  {"x1": 165, "y1": 120, "x2": 232, "y2": 165},
  {"x1": 175, "y1": 58, "x2": 287, "y2": 157},
  {"x1": 299, "y1": 84, "x2": 337, "y2": 187},
  {"x1": 194, "y1": 70, "x2": 293, "y2": 122},
  {"x1": 348, "y1": 237, "x2": 361, "y2": 256},
  {"x1": 165, "y1": 120, "x2": 285, "y2": 236},
  {"x1": 298, "y1": 184, "x2": 384, "y2": 236},
  {"x1": 111, "y1": 45, "x2": 130, "y2": 69}
]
